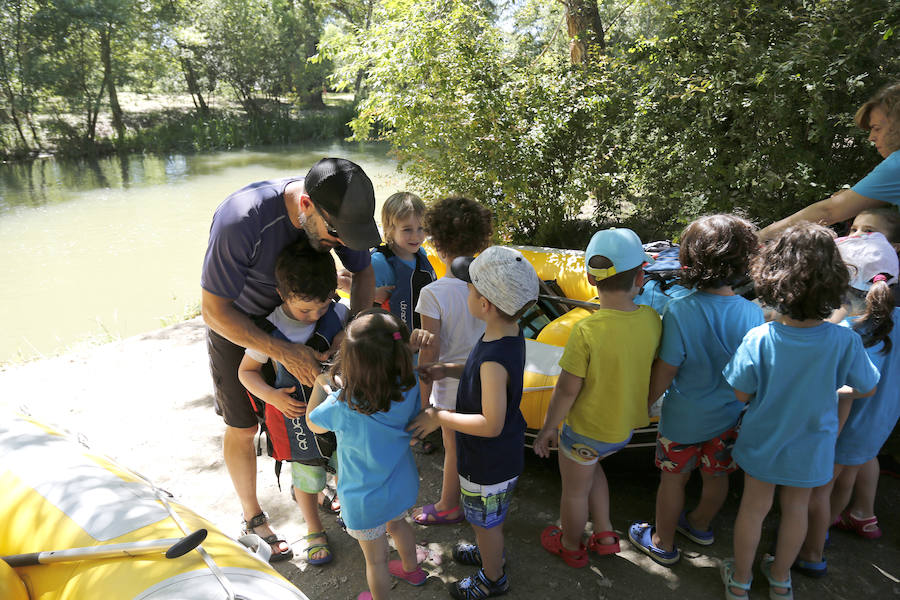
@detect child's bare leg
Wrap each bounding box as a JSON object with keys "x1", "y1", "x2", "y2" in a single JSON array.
[
  {"x1": 558, "y1": 451, "x2": 595, "y2": 550},
  {"x1": 731, "y1": 473, "x2": 775, "y2": 594},
  {"x1": 472, "y1": 523, "x2": 505, "y2": 581},
  {"x1": 829, "y1": 464, "x2": 857, "y2": 522},
  {"x1": 292, "y1": 486, "x2": 328, "y2": 561},
  {"x1": 770, "y1": 485, "x2": 813, "y2": 593},
  {"x1": 690, "y1": 470, "x2": 729, "y2": 530},
  {"x1": 357, "y1": 534, "x2": 391, "y2": 600},
  {"x1": 653, "y1": 471, "x2": 689, "y2": 551},
  {"x1": 799, "y1": 469, "x2": 840, "y2": 563},
  {"x1": 436, "y1": 424, "x2": 461, "y2": 513},
  {"x1": 848, "y1": 458, "x2": 879, "y2": 518},
  {"x1": 385, "y1": 517, "x2": 418, "y2": 572}
]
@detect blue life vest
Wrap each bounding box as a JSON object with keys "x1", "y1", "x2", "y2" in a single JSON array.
[{"x1": 374, "y1": 245, "x2": 436, "y2": 331}]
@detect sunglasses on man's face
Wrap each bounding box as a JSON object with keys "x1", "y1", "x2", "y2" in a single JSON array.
[{"x1": 318, "y1": 209, "x2": 340, "y2": 239}]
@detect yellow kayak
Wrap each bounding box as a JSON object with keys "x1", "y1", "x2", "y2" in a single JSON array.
[{"x1": 0, "y1": 415, "x2": 309, "y2": 600}]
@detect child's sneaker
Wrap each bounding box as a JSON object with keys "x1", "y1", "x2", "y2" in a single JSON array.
[
  {"x1": 676, "y1": 511, "x2": 715, "y2": 546},
  {"x1": 453, "y1": 542, "x2": 483, "y2": 566},
  {"x1": 448, "y1": 568, "x2": 510, "y2": 599}
]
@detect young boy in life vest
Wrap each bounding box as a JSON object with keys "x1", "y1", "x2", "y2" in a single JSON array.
[
  {"x1": 238, "y1": 239, "x2": 350, "y2": 567},
  {"x1": 371, "y1": 192, "x2": 436, "y2": 333}
]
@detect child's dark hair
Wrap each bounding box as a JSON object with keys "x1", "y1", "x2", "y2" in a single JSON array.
[
  {"x1": 752, "y1": 223, "x2": 848, "y2": 321},
  {"x1": 426, "y1": 196, "x2": 492, "y2": 258},
  {"x1": 275, "y1": 239, "x2": 337, "y2": 301},
  {"x1": 679, "y1": 214, "x2": 758, "y2": 289},
  {"x1": 331, "y1": 308, "x2": 415, "y2": 415},
  {"x1": 589, "y1": 255, "x2": 641, "y2": 292},
  {"x1": 848, "y1": 283, "x2": 895, "y2": 354},
  {"x1": 856, "y1": 207, "x2": 900, "y2": 243}
]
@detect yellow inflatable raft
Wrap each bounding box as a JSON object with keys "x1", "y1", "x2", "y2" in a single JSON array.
[
  {"x1": 0, "y1": 416, "x2": 308, "y2": 600},
  {"x1": 427, "y1": 244, "x2": 660, "y2": 449}
]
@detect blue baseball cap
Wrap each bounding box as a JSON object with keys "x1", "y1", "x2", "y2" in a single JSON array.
[{"x1": 585, "y1": 228, "x2": 653, "y2": 281}]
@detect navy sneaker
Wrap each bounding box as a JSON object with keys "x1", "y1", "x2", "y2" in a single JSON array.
[{"x1": 448, "y1": 568, "x2": 510, "y2": 599}]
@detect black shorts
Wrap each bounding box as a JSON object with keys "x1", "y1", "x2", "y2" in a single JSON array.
[{"x1": 206, "y1": 325, "x2": 273, "y2": 429}]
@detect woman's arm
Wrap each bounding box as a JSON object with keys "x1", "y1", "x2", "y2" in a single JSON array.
[{"x1": 758, "y1": 189, "x2": 886, "y2": 241}]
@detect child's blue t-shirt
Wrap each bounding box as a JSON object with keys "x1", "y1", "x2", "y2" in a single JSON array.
[
  {"x1": 724, "y1": 321, "x2": 880, "y2": 487},
  {"x1": 456, "y1": 331, "x2": 527, "y2": 485},
  {"x1": 308, "y1": 376, "x2": 421, "y2": 530},
  {"x1": 658, "y1": 291, "x2": 765, "y2": 443},
  {"x1": 851, "y1": 149, "x2": 900, "y2": 206},
  {"x1": 835, "y1": 308, "x2": 900, "y2": 466}
]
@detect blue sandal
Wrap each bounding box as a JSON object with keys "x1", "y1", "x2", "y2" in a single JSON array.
[
  {"x1": 792, "y1": 556, "x2": 827, "y2": 578},
  {"x1": 761, "y1": 555, "x2": 793, "y2": 600},
  {"x1": 448, "y1": 568, "x2": 510, "y2": 599},
  {"x1": 628, "y1": 522, "x2": 681, "y2": 566},
  {"x1": 720, "y1": 558, "x2": 752, "y2": 600}
]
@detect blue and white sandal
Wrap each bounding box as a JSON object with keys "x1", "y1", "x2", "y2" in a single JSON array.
[
  {"x1": 720, "y1": 558, "x2": 752, "y2": 600},
  {"x1": 761, "y1": 554, "x2": 793, "y2": 600}
]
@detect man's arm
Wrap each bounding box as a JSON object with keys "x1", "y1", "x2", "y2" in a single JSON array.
[
  {"x1": 201, "y1": 289, "x2": 320, "y2": 386},
  {"x1": 349, "y1": 263, "x2": 375, "y2": 316},
  {"x1": 758, "y1": 189, "x2": 887, "y2": 241}
]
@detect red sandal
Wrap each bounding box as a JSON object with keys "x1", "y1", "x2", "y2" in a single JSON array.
[
  {"x1": 540, "y1": 525, "x2": 588, "y2": 568},
  {"x1": 588, "y1": 530, "x2": 621, "y2": 555}
]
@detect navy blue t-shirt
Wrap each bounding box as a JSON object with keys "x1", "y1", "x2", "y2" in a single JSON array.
[
  {"x1": 455, "y1": 330, "x2": 527, "y2": 485},
  {"x1": 201, "y1": 176, "x2": 371, "y2": 316}
]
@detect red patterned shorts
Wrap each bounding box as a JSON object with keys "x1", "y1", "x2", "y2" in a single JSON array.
[{"x1": 654, "y1": 426, "x2": 738, "y2": 475}]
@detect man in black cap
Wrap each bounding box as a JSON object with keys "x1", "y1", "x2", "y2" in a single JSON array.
[{"x1": 200, "y1": 158, "x2": 380, "y2": 562}]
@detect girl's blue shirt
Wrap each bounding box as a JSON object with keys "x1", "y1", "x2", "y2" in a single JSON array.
[
  {"x1": 308, "y1": 371, "x2": 421, "y2": 530},
  {"x1": 724, "y1": 321, "x2": 880, "y2": 487},
  {"x1": 835, "y1": 308, "x2": 900, "y2": 465},
  {"x1": 658, "y1": 291, "x2": 765, "y2": 443}
]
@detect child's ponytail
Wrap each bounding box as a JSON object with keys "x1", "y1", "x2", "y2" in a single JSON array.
[{"x1": 854, "y1": 276, "x2": 896, "y2": 354}]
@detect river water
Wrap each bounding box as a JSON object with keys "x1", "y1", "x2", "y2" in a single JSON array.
[{"x1": 0, "y1": 142, "x2": 402, "y2": 363}]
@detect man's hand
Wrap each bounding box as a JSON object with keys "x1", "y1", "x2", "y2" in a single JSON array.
[
  {"x1": 407, "y1": 407, "x2": 441, "y2": 438},
  {"x1": 533, "y1": 426, "x2": 558, "y2": 458},
  {"x1": 265, "y1": 387, "x2": 307, "y2": 419},
  {"x1": 279, "y1": 343, "x2": 322, "y2": 387}
]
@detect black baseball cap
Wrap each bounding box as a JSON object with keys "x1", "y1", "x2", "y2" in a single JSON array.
[{"x1": 304, "y1": 158, "x2": 381, "y2": 250}]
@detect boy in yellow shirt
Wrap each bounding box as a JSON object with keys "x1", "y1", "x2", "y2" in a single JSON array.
[{"x1": 534, "y1": 228, "x2": 662, "y2": 567}]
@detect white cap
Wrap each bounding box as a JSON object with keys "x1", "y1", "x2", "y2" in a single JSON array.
[
  {"x1": 451, "y1": 246, "x2": 539, "y2": 316},
  {"x1": 837, "y1": 232, "x2": 899, "y2": 291}
]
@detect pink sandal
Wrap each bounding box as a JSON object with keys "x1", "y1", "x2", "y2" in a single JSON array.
[
  {"x1": 588, "y1": 530, "x2": 621, "y2": 555},
  {"x1": 834, "y1": 510, "x2": 882, "y2": 539},
  {"x1": 413, "y1": 503, "x2": 465, "y2": 525}
]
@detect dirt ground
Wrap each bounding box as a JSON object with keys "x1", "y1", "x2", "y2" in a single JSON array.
[{"x1": 1, "y1": 317, "x2": 899, "y2": 599}]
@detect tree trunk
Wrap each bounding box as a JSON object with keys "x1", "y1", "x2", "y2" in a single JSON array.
[
  {"x1": 100, "y1": 25, "x2": 126, "y2": 146},
  {"x1": 180, "y1": 55, "x2": 209, "y2": 116},
  {"x1": 353, "y1": 0, "x2": 376, "y2": 103},
  {"x1": 564, "y1": 0, "x2": 604, "y2": 65}
]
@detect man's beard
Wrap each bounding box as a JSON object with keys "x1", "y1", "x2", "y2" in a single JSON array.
[{"x1": 302, "y1": 216, "x2": 336, "y2": 252}]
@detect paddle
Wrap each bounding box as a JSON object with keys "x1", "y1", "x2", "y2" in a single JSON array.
[{"x1": 1, "y1": 528, "x2": 208, "y2": 568}]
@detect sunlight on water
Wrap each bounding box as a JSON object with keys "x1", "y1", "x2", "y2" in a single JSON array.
[{"x1": 0, "y1": 143, "x2": 405, "y2": 363}]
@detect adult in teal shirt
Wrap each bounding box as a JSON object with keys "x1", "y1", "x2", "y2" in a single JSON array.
[{"x1": 759, "y1": 82, "x2": 900, "y2": 241}]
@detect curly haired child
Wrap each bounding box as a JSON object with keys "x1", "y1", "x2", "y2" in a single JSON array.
[
  {"x1": 721, "y1": 223, "x2": 880, "y2": 600},
  {"x1": 412, "y1": 196, "x2": 493, "y2": 525},
  {"x1": 796, "y1": 232, "x2": 899, "y2": 576},
  {"x1": 629, "y1": 215, "x2": 764, "y2": 566}
]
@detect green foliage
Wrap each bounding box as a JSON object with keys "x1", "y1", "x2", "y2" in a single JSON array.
[{"x1": 333, "y1": 0, "x2": 900, "y2": 243}]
